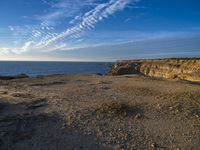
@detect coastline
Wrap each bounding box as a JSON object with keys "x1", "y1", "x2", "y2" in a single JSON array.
[
  {"x1": 0, "y1": 73, "x2": 200, "y2": 149},
  {"x1": 109, "y1": 58, "x2": 200, "y2": 82}
]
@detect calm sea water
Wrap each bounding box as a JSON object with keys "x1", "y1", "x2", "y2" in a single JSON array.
[{"x1": 0, "y1": 61, "x2": 113, "y2": 76}]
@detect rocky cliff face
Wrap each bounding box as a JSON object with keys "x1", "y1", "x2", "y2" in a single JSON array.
[{"x1": 109, "y1": 59, "x2": 200, "y2": 82}]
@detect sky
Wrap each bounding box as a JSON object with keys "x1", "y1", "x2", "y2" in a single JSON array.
[{"x1": 0, "y1": 0, "x2": 200, "y2": 61}]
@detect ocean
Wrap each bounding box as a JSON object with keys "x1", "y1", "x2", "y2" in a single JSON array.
[{"x1": 0, "y1": 61, "x2": 113, "y2": 76}]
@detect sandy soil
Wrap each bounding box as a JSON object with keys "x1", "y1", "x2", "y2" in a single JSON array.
[{"x1": 0, "y1": 74, "x2": 200, "y2": 150}]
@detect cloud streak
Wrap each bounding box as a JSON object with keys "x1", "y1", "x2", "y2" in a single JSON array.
[
  {"x1": 36, "y1": 0, "x2": 134, "y2": 48},
  {"x1": 1, "y1": 0, "x2": 136, "y2": 54},
  {"x1": 38, "y1": 0, "x2": 98, "y2": 26}
]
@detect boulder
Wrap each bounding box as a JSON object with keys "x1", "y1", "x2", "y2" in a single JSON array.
[{"x1": 108, "y1": 62, "x2": 140, "y2": 75}]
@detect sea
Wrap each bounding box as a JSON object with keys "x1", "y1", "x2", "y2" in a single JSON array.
[{"x1": 0, "y1": 61, "x2": 113, "y2": 76}]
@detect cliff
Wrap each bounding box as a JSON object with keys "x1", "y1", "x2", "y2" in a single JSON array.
[{"x1": 109, "y1": 58, "x2": 200, "y2": 82}]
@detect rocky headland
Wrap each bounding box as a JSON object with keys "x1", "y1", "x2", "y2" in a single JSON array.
[{"x1": 109, "y1": 58, "x2": 200, "y2": 82}]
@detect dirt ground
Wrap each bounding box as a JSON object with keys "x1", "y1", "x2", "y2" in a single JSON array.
[{"x1": 0, "y1": 74, "x2": 200, "y2": 150}]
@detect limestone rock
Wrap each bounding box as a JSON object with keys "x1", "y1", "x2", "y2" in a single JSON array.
[{"x1": 109, "y1": 58, "x2": 200, "y2": 82}]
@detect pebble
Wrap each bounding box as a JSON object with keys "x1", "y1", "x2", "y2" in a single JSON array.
[
  {"x1": 151, "y1": 143, "x2": 157, "y2": 148},
  {"x1": 134, "y1": 113, "x2": 141, "y2": 119},
  {"x1": 157, "y1": 104, "x2": 161, "y2": 109},
  {"x1": 0, "y1": 91, "x2": 8, "y2": 94}
]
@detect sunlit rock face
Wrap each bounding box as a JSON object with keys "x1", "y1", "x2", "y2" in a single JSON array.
[{"x1": 109, "y1": 59, "x2": 200, "y2": 82}]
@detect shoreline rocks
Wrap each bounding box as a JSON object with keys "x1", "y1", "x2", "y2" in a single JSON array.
[{"x1": 0, "y1": 74, "x2": 29, "y2": 80}]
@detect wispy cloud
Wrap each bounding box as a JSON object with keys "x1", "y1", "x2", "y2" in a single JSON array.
[
  {"x1": 37, "y1": 0, "x2": 98, "y2": 26},
  {"x1": 34, "y1": 0, "x2": 135, "y2": 49},
  {"x1": 1, "y1": 0, "x2": 136, "y2": 54}
]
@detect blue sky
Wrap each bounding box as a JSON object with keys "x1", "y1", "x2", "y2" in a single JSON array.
[{"x1": 0, "y1": 0, "x2": 200, "y2": 61}]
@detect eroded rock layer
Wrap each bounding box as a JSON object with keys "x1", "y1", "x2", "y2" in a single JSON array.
[{"x1": 109, "y1": 59, "x2": 200, "y2": 82}]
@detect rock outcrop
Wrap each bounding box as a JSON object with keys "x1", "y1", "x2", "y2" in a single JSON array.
[
  {"x1": 109, "y1": 58, "x2": 200, "y2": 82},
  {"x1": 0, "y1": 74, "x2": 29, "y2": 80}
]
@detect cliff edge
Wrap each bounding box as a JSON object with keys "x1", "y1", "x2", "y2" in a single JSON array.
[{"x1": 109, "y1": 58, "x2": 200, "y2": 82}]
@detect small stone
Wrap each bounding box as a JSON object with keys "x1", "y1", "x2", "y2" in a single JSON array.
[
  {"x1": 0, "y1": 91, "x2": 8, "y2": 94},
  {"x1": 151, "y1": 143, "x2": 157, "y2": 148},
  {"x1": 157, "y1": 104, "x2": 161, "y2": 109},
  {"x1": 175, "y1": 109, "x2": 180, "y2": 113},
  {"x1": 134, "y1": 113, "x2": 141, "y2": 119}
]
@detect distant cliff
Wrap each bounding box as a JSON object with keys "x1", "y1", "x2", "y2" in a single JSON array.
[{"x1": 109, "y1": 58, "x2": 200, "y2": 82}]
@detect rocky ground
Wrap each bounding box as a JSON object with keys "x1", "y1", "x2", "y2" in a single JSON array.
[{"x1": 0, "y1": 74, "x2": 200, "y2": 150}]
